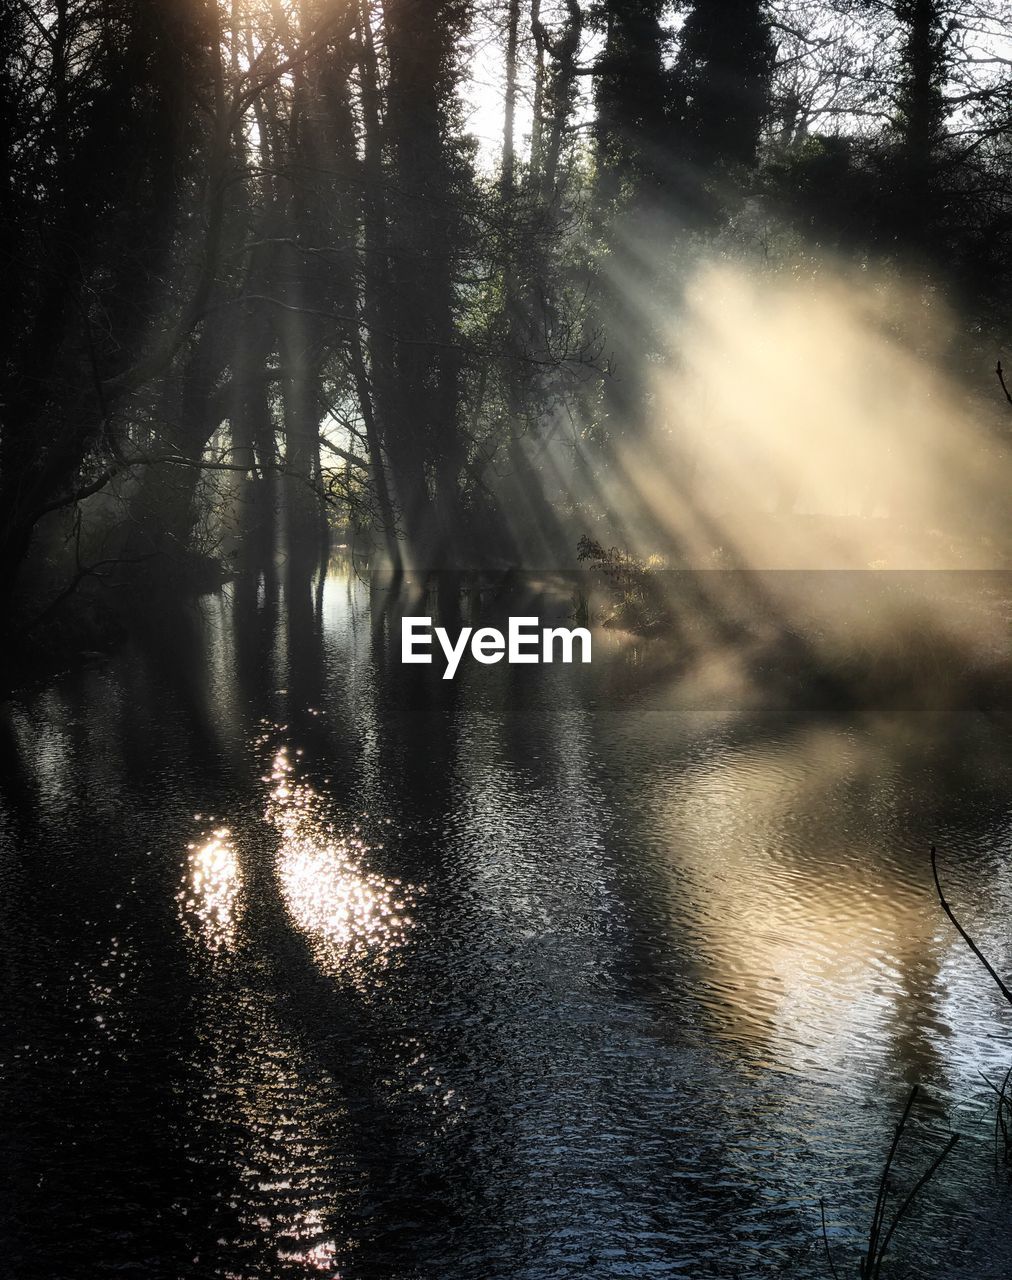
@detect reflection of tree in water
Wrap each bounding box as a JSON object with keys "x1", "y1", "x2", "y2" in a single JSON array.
[{"x1": 4, "y1": 559, "x2": 1012, "y2": 1277}]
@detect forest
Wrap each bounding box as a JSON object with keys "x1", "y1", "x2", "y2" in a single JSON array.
[{"x1": 2, "y1": 0, "x2": 1011, "y2": 668}]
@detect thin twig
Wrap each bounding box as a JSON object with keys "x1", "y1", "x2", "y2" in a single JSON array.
[
  {"x1": 931, "y1": 845, "x2": 1012, "y2": 1008},
  {"x1": 873, "y1": 1134, "x2": 960, "y2": 1276},
  {"x1": 864, "y1": 1086, "x2": 918, "y2": 1272},
  {"x1": 820, "y1": 1198, "x2": 841, "y2": 1280}
]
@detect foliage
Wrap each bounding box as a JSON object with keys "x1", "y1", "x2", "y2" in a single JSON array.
[{"x1": 1, "y1": 0, "x2": 1011, "y2": 651}]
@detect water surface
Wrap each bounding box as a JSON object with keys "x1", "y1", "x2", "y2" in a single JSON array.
[{"x1": 3, "y1": 567, "x2": 1012, "y2": 1278}]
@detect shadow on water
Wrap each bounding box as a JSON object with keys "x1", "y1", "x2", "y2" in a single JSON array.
[{"x1": 3, "y1": 561, "x2": 1012, "y2": 1278}]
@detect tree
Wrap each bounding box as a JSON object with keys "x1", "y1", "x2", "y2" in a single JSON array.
[
  {"x1": 0, "y1": 0, "x2": 218, "y2": 601},
  {"x1": 672, "y1": 0, "x2": 776, "y2": 185},
  {"x1": 886, "y1": 0, "x2": 952, "y2": 252},
  {"x1": 592, "y1": 0, "x2": 671, "y2": 206}
]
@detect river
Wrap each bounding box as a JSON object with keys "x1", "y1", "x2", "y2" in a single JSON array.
[{"x1": 3, "y1": 565, "x2": 1011, "y2": 1278}]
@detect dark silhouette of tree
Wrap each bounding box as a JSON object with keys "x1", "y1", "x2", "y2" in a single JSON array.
[
  {"x1": 672, "y1": 0, "x2": 776, "y2": 179},
  {"x1": 592, "y1": 0, "x2": 671, "y2": 205},
  {"x1": 886, "y1": 0, "x2": 952, "y2": 252},
  {"x1": 378, "y1": 0, "x2": 474, "y2": 568},
  {"x1": 0, "y1": 0, "x2": 217, "y2": 601}
]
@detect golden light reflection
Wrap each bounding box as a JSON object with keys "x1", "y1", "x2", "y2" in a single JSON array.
[
  {"x1": 648, "y1": 724, "x2": 951, "y2": 1079},
  {"x1": 179, "y1": 826, "x2": 242, "y2": 952},
  {"x1": 267, "y1": 747, "x2": 416, "y2": 975},
  {"x1": 275, "y1": 1205, "x2": 341, "y2": 1274}
]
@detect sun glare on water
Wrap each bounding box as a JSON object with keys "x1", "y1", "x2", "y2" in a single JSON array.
[
  {"x1": 179, "y1": 742, "x2": 416, "y2": 979},
  {"x1": 267, "y1": 746, "x2": 416, "y2": 977},
  {"x1": 181, "y1": 827, "x2": 242, "y2": 953}
]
